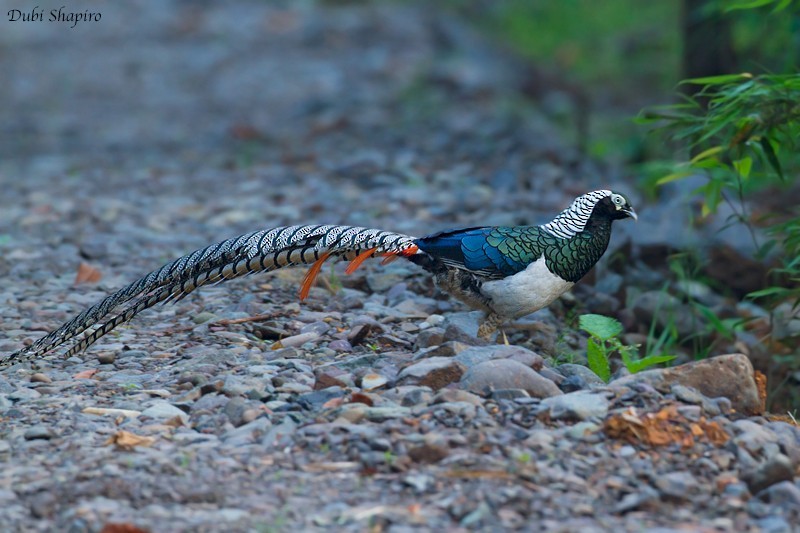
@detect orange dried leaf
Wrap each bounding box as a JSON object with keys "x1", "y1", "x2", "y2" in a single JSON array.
[
  {"x1": 74, "y1": 262, "x2": 102, "y2": 285},
  {"x1": 105, "y1": 430, "x2": 156, "y2": 450},
  {"x1": 100, "y1": 524, "x2": 151, "y2": 533},
  {"x1": 73, "y1": 368, "x2": 99, "y2": 380},
  {"x1": 754, "y1": 370, "x2": 767, "y2": 414}
]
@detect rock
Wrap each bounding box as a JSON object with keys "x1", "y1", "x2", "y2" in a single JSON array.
[
  {"x1": 460, "y1": 359, "x2": 561, "y2": 398},
  {"x1": 768, "y1": 421, "x2": 800, "y2": 468},
  {"x1": 403, "y1": 473, "x2": 434, "y2": 493},
  {"x1": 363, "y1": 406, "x2": 411, "y2": 422},
  {"x1": 742, "y1": 453, "x2": 795, "y2": 494},
  {"x1": 441, "y1": 311, "x2": 483, "y2": 338},
  {"x1": 671, "y1": 384, "x2": 730, "y2": 416},
  {"x1": 453, "y1": 344, "x2": 543, "y2": 369},
  {"x1": 557, "y1": 364, "x2": 606, "y2": 387},
  {"x1": 297, "y1": 387, "x2": 345, "y2": 410},
  {"x1": 610, "y1": 354, "x2": 761, "y2": 415},
  {"x1": 756, "y1": 480, "x2": 800, "y2": 510},
  {"x1": 399, "y1": 387, "x2": 434, "y2": 407},
  {"x1": 538, "y1": 367, "x2": 566, "y2": 387},
  {"x1": 432, "y1": 389, "x2": 483, "y2": 406},
  {"x1": 491, "y1": 389, "x2": 531, "y2": 401},
  {"x1": 314, "y1": 368, "x2": 350, "y2": 389},
  {"x1": 97, "y1": 352, "x2": 117, "y2": 365},
  {"x1": 413, "y1": 341, "x2": 471, "y2": 360},
  {"x1": 565, "y1": 421, "x2": 602, "y2": 441},
  {"x1": 272, "y1": 332, "x2": 319, "y2": 349},
  {"x1": 24, "y1": 426, "x2": 55, "y2": 440},
  {"x1": 654, "y1": 471, "x2": 699, "y2": 502},
  {"x1": 733, "y1": 419, "x2": 779, "y2": 457},
  {"x1": 397, "y1": 357, "x2": 466, "y2": 390},
  {"x1": 540, "y1": 391, "x2": 609, "y2": 420},
  {"x1": 413, "y1": 327, "x2": 446, "y2": 350},
  {"x1": 360, "y1": 373, "x2": 388, "y2": 391},
  {"x1": 327, "y1": 339, "x2": 352, "y2": 353},
  {"x1": 613, "y1": 485, "x2": 659, "y2": 513},
  {"x1": 141, "y1": 401, "x2": 189, "y2": 423}
]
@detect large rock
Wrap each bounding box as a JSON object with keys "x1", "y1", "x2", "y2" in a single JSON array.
[
  {"x1": 460, "y1": 359, "x2": 561, "y2": 398},
  {"x1": 397, "y1": 357, "x2": 466, "y2": 390},
  {"x1": 610, "y1": 353, "x2": 762, "y2": 416}
]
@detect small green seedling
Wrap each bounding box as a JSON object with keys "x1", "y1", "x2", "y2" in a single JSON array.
[{"x1": 579, "y1": 313, "x2": 676, "y2": 382}]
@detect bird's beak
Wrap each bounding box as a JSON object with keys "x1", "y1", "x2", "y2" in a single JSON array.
[{"x1": 624, "y1": 207, "x2": 638, "y2": 221}]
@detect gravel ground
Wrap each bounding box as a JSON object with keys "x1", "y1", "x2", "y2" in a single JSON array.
[{"x1": 1, "y1": 2, "x2": 799, "y2": 532}]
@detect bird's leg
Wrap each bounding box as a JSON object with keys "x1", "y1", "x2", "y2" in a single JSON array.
[{"x1": 477, "y1": 312, "x2": 504, "y2": 340}]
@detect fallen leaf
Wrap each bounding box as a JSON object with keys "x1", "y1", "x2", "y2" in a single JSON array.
[
  {"x1": 105, "y1": 430, "x2": 156, "y2": 450},
  {"x1": 100, "y1": 523, "x2": 151, "y2": 533},
  {"x1": 604, "y1": 404, "x2": 729, "y2": 449},
  {"x1": 74, "y1": 262, "x2": 102, "y2": 285},
  {"x1": 754, "y1": 370, "x2": 767, "y2": 414},
  {"x1": 73, "y1": 369, "x2": 99, "y2": 380}
]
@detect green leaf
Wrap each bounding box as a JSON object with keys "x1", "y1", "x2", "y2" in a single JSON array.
[
  {"x1": 690, "y1": 146, "x2": 725, "y2": 164},
  {"x1": 733, "y1": 157, "x2": 753, "y2": 179},
  {"x1": 587, "y1": 338, "x2": 611, "y2": 383},
  {"x1": 624, "y1": 355, "x2": 677, "y2": 374},
  {"x1": 747, "y1": 286, "x2": 791, "y2": 299},
  {"x1": 579, "y1": 314, "x2": 623, "y2": 341},
  {"x1": 760, "y1": 137, "x2": 784, "y2": 180},
  {"x1": 681, "y1": 74, "x2": 751, "y2": 86},
  {"x1": 724, "y1": 0, "x2": 778, "y2": 11},
  {"x1": 656, "y1": 170, "x2": 694, "y2": 186}
]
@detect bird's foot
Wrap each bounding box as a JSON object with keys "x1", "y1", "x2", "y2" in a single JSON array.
[
  {"x1": 477, "y1": 313, "x2": 504, "y2": 340},
  {"x1": 499, "y1": 329, "x2": 510, "y2": 346}
]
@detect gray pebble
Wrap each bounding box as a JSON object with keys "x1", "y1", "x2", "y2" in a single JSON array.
[
  {"x1": 540, "y1": 390, "x2": 609, "y2": 420},
  {"x1": 141, "y1": 401, "x2": 189, "y2": 423},
  {"x1": 742, "y1": 453, "x2": 795, "y2": 494},
  {"x1": 24, "y1": 426, "x2": 55, "y2": 440}
]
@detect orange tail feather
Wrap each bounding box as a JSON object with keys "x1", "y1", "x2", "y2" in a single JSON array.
[
  {"x1": 299, "y1": 251, "x2": 332, "y2": 300},
  {"x1": 345, "y1": 247, "x2": 378, "y2": 275},
  {"x1": 379, "y1": 244, "x2": 418, "y2": 265}
]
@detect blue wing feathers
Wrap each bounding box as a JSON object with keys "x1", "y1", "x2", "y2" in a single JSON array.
[{"x1": 415, "y1": 227, "x2": 528, "y2": 277}]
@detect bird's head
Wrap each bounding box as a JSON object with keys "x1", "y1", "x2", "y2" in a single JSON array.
[
  {"x1": 541, "y1": 190, "x2": 637, "y2": 239},
  {"x1": 597, "y1": 191, "x2": 637, "y2": 222}
]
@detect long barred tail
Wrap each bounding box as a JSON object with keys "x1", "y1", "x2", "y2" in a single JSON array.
[{"x1": 2, "y1": 224, "x2": 420, "y2": 367}]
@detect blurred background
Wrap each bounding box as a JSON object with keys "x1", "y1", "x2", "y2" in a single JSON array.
[{"x1": 1, "y1": 0, "x2": 799, "y2": 410}]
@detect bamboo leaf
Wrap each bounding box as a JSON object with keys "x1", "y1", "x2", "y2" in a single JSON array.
[
  {"x1": 681, "y1": 74, "x2": 752, "y2": 85},
  {"x1": 760, "y1": 137, "x2": 784, "y2": 180},
  {"x1": 690, "y1": 146, "x2": 725, "y2": 164}
]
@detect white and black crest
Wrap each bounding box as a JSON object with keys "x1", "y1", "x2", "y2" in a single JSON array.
[{"x1": 541, "y1": 190, "x2": 611, "y2": 239}]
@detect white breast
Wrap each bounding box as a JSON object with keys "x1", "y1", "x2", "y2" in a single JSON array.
[{"x1": 480, "y1": 255, "x2": 574, "y2": 319}]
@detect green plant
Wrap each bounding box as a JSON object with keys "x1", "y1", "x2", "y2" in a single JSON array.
[{"x1": 579, "y1": 314, "x2": 676, "y2": 382}]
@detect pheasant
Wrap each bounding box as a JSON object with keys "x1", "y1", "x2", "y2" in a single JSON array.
[{"x1": 1, "y1": 190, "x2": 636, "y2": 368}]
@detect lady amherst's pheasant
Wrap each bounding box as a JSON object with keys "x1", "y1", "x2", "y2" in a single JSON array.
[{"x1": 1, "y1": 190, "x2": 636, "y2": 367}]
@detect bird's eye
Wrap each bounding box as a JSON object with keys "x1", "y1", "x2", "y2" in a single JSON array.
[{"x1": 612, "y1": 194, "x2": 624, "y2": 206}]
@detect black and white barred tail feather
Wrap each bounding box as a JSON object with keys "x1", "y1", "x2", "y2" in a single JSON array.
[{"x1": 3, "y1": 224, "x2": 418, "y2": 367}]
